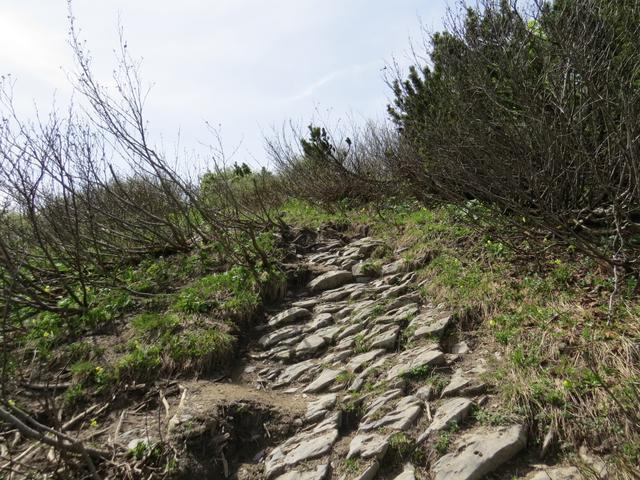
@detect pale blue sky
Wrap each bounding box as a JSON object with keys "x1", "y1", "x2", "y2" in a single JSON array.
[{"x1": 1, "y1": 1, "x2": 450, "y2": 167}]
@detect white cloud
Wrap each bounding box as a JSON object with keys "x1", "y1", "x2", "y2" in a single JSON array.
[
  {"x1": 0, "y1": 6, "x2": 66, "y2": 87},
  {"x1": 0, "y1": 0, "x2": 448, "y2": 165}
]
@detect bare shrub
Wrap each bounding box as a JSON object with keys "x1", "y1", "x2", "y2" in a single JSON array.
[{"x1": 266, "y1": 120, "x2": 401, "y2": 210}]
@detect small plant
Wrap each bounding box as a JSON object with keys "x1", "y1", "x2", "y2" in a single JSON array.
[
  {"x1": 129, "y1": 440, "x2": 160, "y2": 461},
  {"x1": 343, "y1": 457, "x2": 361, "y2": 474},
  {"x1": 354, "y1": 334, "x2": 368, "y2": 354},
  {"x1": 132, "y1": 313, "x2": 180, "y2": 336},
  {"x1": 361, "y1": 260, "x2": 382, "y2": 277},
  {"x1": 472, "y1": 407, "x2": 513, "y2": 426},
  {"x1": 402, "y1": 363, "x2": 432, "y2": 380},
  {"x1": 388, "y1": 432, "x2": 415, "y2": 459},
  {"x1": 173, "y1": 267, "x2": 259, "y2": 316},
  {"x1": 335, "y1": 371, "x2": 356, "y2": 385},
  {"x1": 434, "y1": 423, "x2": 458, "y2": 455}
]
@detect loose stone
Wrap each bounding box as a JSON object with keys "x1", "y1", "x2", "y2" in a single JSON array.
[
  {"x1": 308, "y1": 270, "x2": 354, "y2": 293},
  {"x1": 432, "y1": 424, "x2": 527, "y2": 480},
  {"x1": 268, "y1": 307, "x2": 312, "y2": 328}
]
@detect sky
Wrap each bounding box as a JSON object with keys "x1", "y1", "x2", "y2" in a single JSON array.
[{"x1": 0, "y1": 1, "x2": 450, "y2": 169}]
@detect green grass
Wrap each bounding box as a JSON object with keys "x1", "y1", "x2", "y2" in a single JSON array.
[
  {"x1": 173, "y1": 266, "x2": 259, "y2": 317},
  {"x1": 283, "y1": 199, "x2": 640, "y2": 472},
  {"x1": 132, "y1": 313, "x2": 180, "y2": 336}
]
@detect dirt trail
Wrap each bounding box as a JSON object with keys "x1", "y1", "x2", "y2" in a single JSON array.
[{"x1": 111, "y1": 233, "x2": 591, "y2": 479}]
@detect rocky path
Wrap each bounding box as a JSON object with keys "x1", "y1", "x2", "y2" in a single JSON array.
[{"x1": 227, "y1": 235, "x2": 584, "y2": 480}]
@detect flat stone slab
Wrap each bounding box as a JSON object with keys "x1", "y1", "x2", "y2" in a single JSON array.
[
  {"x1": 368, "y1": 324, "x2": 400, "y2": 350},
  {"x1": 320, "y1": 283, "x2": 361, "y2": 302},
  {"x1": 393, "y1": 463, "x2": 416, "y2": 480},
  {"x1": 432, "y1": 425, "x2": 527, "y2": 480},
  {"x1": 309, "y1": 270, "x2": 354, "y2": 293},
  {"x1": 386, "y1": 344, "x2": 445, "y2": 380},
  {"x1": 292, "y1": 298, "x2": 321, "y2": 309},
  {"x1": 277, "y1": 360, "x2": 318, "y2": 386},
  {"x1": 269, "y1": 307, "x2": 311, "y2": 328},
  {"x1": 274, "y1": 464, "x2": 330, "y2": 480},
  {"x1": 347, "y1": 432, "x2": 389, "y2": 460},
  {"x1": 409, "y1": 310, "x2": 453, "y2": 339},
  {"x1": 303, "y1": 313, "x2": 334, "y2": 333},
  {"x1": 303, "y1": 368, "x2": 345, "y2": 393},
  {"x1": 347, "y1": 349, "x2": 386, "y2": 372},
  {"x1": 526, "y1": 466, "x2": 582, "y2": 480},
  {"x1": 259, "y1": 325, "x2": 304, "y2": 348},
  {"x1": 314, "y1": 325, "x2": 342, "y2": 342},
  {"x1": 306, "y1": 394, "x2": 337, "y2": 422},
  {"x1": 314, "y1": 301, "x2": 348, "y2": 314},
  {"x1": 441, "y1": 369, "x2": 486, "y2": 397},
  {"x1": 295, "y1": 335, "x2": 327, "y2": 357},
  {"x1": 382, "y1": 259, "x2": 407, "y2": 275},
  {"x1": 451, "y1": 341, "x2": 470, "y2": 354},
  {"x1": 418, "y1": 397, "x2": 473, "y2": 442},
  {"x1": 353, "y1": 461, "x2": 380, "y2": 480},
  {"x1": 361, "y1": 388, "x2": 404, "y2": 421},
  {"x1": 360, "y1": 396, "x2": 422, "y2": 432},
  {"x1": 264, "y1": 413, "x2": 340, "y2": 479}
]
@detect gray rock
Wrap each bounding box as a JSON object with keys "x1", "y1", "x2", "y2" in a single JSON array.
[
  {"x1": 269, "y1": 307, "x2": 311, "y2": 328},
  {"x1": 350, "y1": 237, "x2": 385, "y2": 257},
  {"x1": 259, "y1": 325, "x2": 304, "y2": 348},
  {"x1": 304, "y1": 313, "x2": 334, "y2": 333},
  {"x1": 382, "y1": 259, "x2": 407, "y2": 276},
  {"x1": 386, "y1": 344, "x2": 445, "y2": 380},
  {"x1": 322, "y1": 349, "x2": 352, "y2": 364},
  {"x1": 314, "y1": 325, "x2": 342, "y2": 342},
  {"x1": 353, "y1": 461, "x2": 380, "y2": 480},
  {"x1": 309, "y1": 251, "x2": 336, "y2": 262},
  {"x1": 418, "y1": 397, "x2": 473, "y2": 442},
  {"x1": 303, "y1": 368, "x2": 345, "y2": 393},
  {"x1": 360, "y1": 396, "x2": 422, "y2": 432},
  {"x1": 393, "y1": 463, "x2": 416, "y2": 480},
  {"x1": 337, "y1": 323, "x2": 362, "y2": 340},
  {"x1": 321, "y1": 284, "x2": 360, "y2": 302},
  {"x1": 526, "y1": 466, "x2": 583, "y2": 480},
  {"x1": 309, "y1": 270, "x2": 354, "y2": 293},
  {"x1": 441, "y1": 369, "x2": 486, "y2": 397},
  {"x1": 347, "y1": 432, "x2": 389, "y2": 459},
  {"x1": 368, "y1": 324, "x2": 400, "y2": 350},
  {"x1": 306, "y1": 394, "x2": 337, "y2": 422},
  {"x1": 352, "y1": 261, "x2": 370, "y2": 277},
  {"x1": 295, "y1": 335, "x2": 327, "y2": 357},
  {"x1": 451, "y1": 341, "x2": 470, "y2": 354},
  {"x1": 432, "y1": 425, "x2": 527, "y2": 480},
  {"x1": 379, "y1": 283, "x2": 410, "y2": 300},
  {"x1": 292, "y1": 298, "x2": 321, "y2": 309},
  {"x1": 361, "y1": 388, "x2": 404, "y2": 422},
  {"x1": 274, "y1": 464, "x2": 330, "y2": 480},
  {"x1": 410, "y1": 310, "x2": 453, "y2": 339},
  {"x1": 578, "y1": 446, "x2": 609, "y2": 479},
  {"x1": 347, "y1": 349, "x2": 386, "y2": 372},
  {"x1": 277, "y1": 360, "x2": 318, "y2": 385},
  {"x1": 265, "y1": 428, "x2": 338, "y2": 479},
  {"x1": 335, "y1": 335, "x2": 356, "y2": 351},
  {"x1": 127, "y1": 437, "x2": 151, "y2": 451},
  {"x1": 415, "y1": 385, "x2": 435, "y2": 402},
  {"x1": 334, "y1": 306, "x2": 355, "y2": 321},
  {"x1": 315, "y1": 301, "x2": 349, "y2": 314},
  {"x1": 339, "y1": 258, "x2": 358, "y2": 271},
  {"x1": 385, "y1": 293, "x2": 421, "y2": 311}
]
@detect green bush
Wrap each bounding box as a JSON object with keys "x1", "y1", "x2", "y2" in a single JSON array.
[{"x1": 388, "y1": 0, "x2": 640, "y2": 273}]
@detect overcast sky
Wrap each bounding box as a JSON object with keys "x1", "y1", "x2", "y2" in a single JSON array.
[{"x1": 1, "y1": 1, "x2": 449, "y2": 168}]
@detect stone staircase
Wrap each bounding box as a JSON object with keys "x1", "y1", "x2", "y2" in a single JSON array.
[{"x1": 233, "y1": 235, "x2": 588, "y2": 480}]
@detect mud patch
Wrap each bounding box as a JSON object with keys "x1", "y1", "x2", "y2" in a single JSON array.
[{"x1": 170, "y1": 392, "x2": 303, "y2": 479}]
